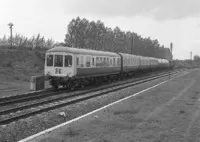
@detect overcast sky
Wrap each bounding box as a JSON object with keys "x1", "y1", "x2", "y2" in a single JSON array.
[{"x1": 1, "y1": 0, "x2": 200, "y2": 59}]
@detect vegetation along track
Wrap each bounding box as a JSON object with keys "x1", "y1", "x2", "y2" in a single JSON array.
[{"x1": 0, "y1": 69, "x2": 185, "y2": 125}]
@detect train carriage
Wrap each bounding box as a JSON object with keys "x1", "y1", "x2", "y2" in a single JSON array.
[
  {"x1": 45, "y1": 46, "x2": 121, "y2": 77},
  {"x1": 45, "y1": 46, "x2": 170, "y2": 88},
  {"x1": 141, "y1": 56, "x2": 151, "y2": 69},
  {"x1": 45, "y1": 46, "x2": 121, "y2": 87},
  {"x1": 158, "y1": 58, "x2": 169, "y2": 68},
  {"x1": 150, "y1": 57, "x2": 159, "y2": 68},
  {"x1": 118, "y1": 53, "x2": 140, "y2": 73}
]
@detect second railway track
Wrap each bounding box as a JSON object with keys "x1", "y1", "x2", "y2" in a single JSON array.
[{"x1": 0, "y1": 69, "x2": 185, "y2": 125}]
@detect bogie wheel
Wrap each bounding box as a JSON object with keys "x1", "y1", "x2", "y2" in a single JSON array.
[
  {"x1": 51, "y1": 80, "x2": 59, "y2": 89},
  {"x1": 81, "y1": 84, "x2": 85, "y2": 88},
  {"x1": 52, "y1": 84, "x2": 59, "y2": 89}
]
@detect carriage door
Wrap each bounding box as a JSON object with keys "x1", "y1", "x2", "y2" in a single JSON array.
[{"x1": 63, "y1": 54, "x2": 74, "y2": 77}]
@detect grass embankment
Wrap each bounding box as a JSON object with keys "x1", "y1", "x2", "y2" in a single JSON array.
[{"x1": 0, "y1": 48, "x2": 45, "y2": 96}]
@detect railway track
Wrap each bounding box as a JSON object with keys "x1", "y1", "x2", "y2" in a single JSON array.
[
  {"x1": 0, "y1": 69, "x2": 176, "y2": 104},
  {"x1": 0, "y1": 69, "x2": 171, "y2": 106},
  {"x1": 0, "y1": 69, "x2": 185, "y2": 125},
  {"x1": 0, "y1": 69, "x2": 175, "y2": 107}
]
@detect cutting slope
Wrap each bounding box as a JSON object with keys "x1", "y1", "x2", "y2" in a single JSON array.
[{"x1": 0, "y1": 48, "x2": 45, "y2": 96}]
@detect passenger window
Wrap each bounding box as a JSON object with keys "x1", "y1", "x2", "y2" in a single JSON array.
[
  {"x1": 80, "y1": 56, "x2": 84, "y2": 67},
  {"x1": 117, "y1": 58, "x2": 120, "y2": 66},
  {"x1": 47, "y1": 55, "x2": 53, "y2": 66},
  {"x1": 100, "y1": 57, "x2": 103, "y2": 67},
  {"x1": 54, "y1": 55, "x2": 63, "y2": 67},
  {"x1": 110, "y1": 58, "x2": 112, "y2": 66},
  {"x1": 64, "y1": 55, "x2": 72, "y2": 67},
  {"x1": 107, "y1": 58, "x2": 109, "y2": 66},
  {"x1": 77, "y1": 56, "x2": 79, "y2": 66},
  {"x1": 130, "y1": 58, "x2": 132, "y2": 65},
  {"x1": 92, "y1": 57, "x2": 94, "y2": 66},
  {"x1": 96, "y1": 57, "x2": 99, "y2": 67},
  {"x1": 86, "y1": 56, "x2": 90, "y2": 67},
  {"x1": 113, "y1": 58, "x2": 116, "y2": 66},
  {"x1": 103, "y1": 57, "x2": 106, "y2": 67}
]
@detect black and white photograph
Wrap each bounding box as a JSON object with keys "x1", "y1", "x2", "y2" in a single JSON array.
[{"x1": 0, "y1": 0, "x2": 200, "y2": 141}]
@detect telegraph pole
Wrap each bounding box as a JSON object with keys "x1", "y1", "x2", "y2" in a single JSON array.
[
  {"x1": 170, "y1": 42, "x2": 173, "y2": 59},
  {"x1": 131, "y1": 34, "x2": 133, "y2": 54},
  {"x1": 8, "y1": 22, "x2": 14, "y2": 48},
  {"x1": 190, "y1": 52, "x2": 192, "y2": 60}
]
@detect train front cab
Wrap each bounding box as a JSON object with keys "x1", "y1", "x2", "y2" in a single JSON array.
[{"x1": 45, "y1": 52, "x2": 75, "y2": 87}]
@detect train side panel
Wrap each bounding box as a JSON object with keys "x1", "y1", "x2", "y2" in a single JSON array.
[
  {"x1": 76, "y1": 67, "x2": 120, "y2": 77},
  {"x1": 118, "y1": 53, "x2": 140, "y2": 73},
  {"x1": 75, "y1": 53, "x2": 121, "y2": 77}
]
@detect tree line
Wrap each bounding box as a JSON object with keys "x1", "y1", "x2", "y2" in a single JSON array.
[
  {"x1": 65, "y1": 17, "x2": 172, "y2": 60},
  {"x1": 0, "y1": 33, "x2": 55, "y2": 50},
  {"x1": 194, "y1": 55, "x2": 200, "y2": 62},
  {"x1": 0, "y1": 17, "x2": 172, "y2": 60}
]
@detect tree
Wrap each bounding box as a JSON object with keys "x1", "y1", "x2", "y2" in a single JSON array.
[
  {"x1": 64, "y1": 17, "x2": 172, "y2": 59},
  {"x1": 194, "y1": 55, "x2": 200, "y2": 62},
  {"x1": 65, "y1": 17, "x2": 83, "y2": 48},
  {"x1": 0, "y1": 35, "x2": 9, "y2": 45},
  {"x1": 0, "y1": 33, "x2": 55, "y2": 50}
]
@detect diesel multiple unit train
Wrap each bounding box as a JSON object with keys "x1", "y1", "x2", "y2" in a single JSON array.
[{"x1": 45, "y1": 46, "x2": 169, "y2": 88}]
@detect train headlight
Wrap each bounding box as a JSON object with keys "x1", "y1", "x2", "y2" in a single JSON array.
[
  {"x1": 46, "y1": 71, "x2": 51, "y2": 76},
  {"x1": 66, "y1": 72, "x2": 72, "y2": 76}
]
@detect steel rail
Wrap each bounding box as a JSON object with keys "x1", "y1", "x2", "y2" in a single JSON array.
[
  {"x1": 0, "y1": 70, "x2": 183, "y2": 125},
  {"x1": 0, "y1": 69, "x2": 177, "y2": 106}
]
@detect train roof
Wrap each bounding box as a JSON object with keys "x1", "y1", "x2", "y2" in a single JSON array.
[
  {"x1": 47, "y1": 46, "x2": 120, "y2": 57},
  {"x1": 118, "y1": 52, "x2": 158, "y2": 60},
  {"x1": 118, "y1": 52, "x2": 140, "y2": 58}
]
